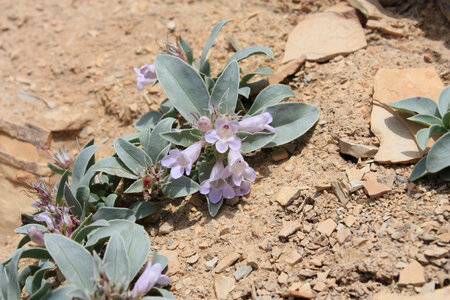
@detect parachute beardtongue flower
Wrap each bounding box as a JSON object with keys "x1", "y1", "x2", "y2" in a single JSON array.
[
  {"x1": 161, "y1": 141, "x2": 204, "y2": 179},
  {"x1": 227, "y1": 150, "x2": 256, "y2": 186},
  {"x1": 134, "y1": 63, "x2": 157, "y2": 92},
  {"x1": 200, "y1": 160, "x2": 235, "y2": 204},
  {"x1": 205, "y1": 117, "x2": 241, "y2": 153},
  {"x1": 132, "y1": 262, "x2": 171, "y2": 296},
  {"x1": 238, "y1": 108, "x2": 275, "y2": 133}
]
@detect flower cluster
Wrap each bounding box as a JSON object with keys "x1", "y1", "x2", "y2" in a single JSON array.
[{"x1": 41, "y1": 146, "x2": 74, "y2": 170}]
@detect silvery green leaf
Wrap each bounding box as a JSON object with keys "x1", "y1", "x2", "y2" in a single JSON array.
[
  {"x1": 241, "y1": 66, "x2": 273, "y2": 84},
  {"x1": 210, "y1": 60, "x2": 239, "y2": 114},
  {"x1": 130, "y1": 201, "x2": 157, "y2": 220},
  {"x1": 72, "y1": 220, "x2": 109, "y2": 244},
  {"x1": 179, "y1": 36, "x2": 193, "y2": 64},
  {"x1": 17, "y1": 235, "x2": 31, "y2": 249},
  {"x1": 30, "y1": 262, "x2": 53, "y2": 294},
  {"x1": 47, "y1": 163, "x2": 66, "y2": 175},
  {"x1": 14, "y1": 224, "x2": 47, "y2": 235},
  {"x1": 105, "y1": 193, "x2": 117, "y2": 207},
  {"x1": 389, "y1": 97, "x2": 439, "y2": 117},
  {"x1": 122, "y1": 132, "x2": 141, "y2": 143},
  {"x1": 227, "y1": 46, "x2": 274, "y2": 64},
  {"x1": 410, "y1": 156, "x2": 428, "y2": 181},
  {"x1": 160, "y1": 128, "x2": 201, "y2": 147},
  {"x1": 156, "y1": 144, "x2": 171, "y2": 162},
  {"x1": 3, "y1": 248, "x2": 51, "y2": 265},
  {"x1": 415, "y1": 125, "x2": 447, "y2": 151},
  {"x1": 237, "y1": 131, "x2": 276, "y2": 153},
  {"x1": 72, "y1": 145, "x2": 99, "y2": 190},
  {"x1": 44, "y1": 234, "x2": 95, "y2": 292},
  {"x1": 426, "y1": 132, "x2": 450, "y2": 173},
  {"x1": 76, "y1": 185, "x2": 90, "y2": 208},
  {"x1": 79, "y1": 165, "x2": 96, "y2": 187},
  {"x1": 155, "y1": 54, "x2": 210, "y2": 123},
  {"x1": 442, "y1": 111, "x2": 450, "y2": 129},
  {"x1": 151, "y1": 251, "x2": 168, "y2": 270},
  {"x1": 92, "y1": 207, "x2": 136, "y2": 222},
  {"x1": 144, "y1": 118, "x2": 175, "y2": 162},
  {"x1": 247, "y1": 84, "x2": 295, "y2": 115},
  {"x1": 208, "y1": 198, "x2": 223, "y2": 217},
  {"x1": 124, "y1": 179, "x2": 144, "y2": 194},
  {"x1": 28, "y1": 281, "x2": 52, "y2": 300},
  {"x1": 55, "y1": 170, "x2": 69, "y2": 205},
  {"x1": 162, "y1": 175, "x2": 200, "y2": 198},
  {"x1": 1, "y1": 263, "x2": 7, "y2": 300},
  {"x1": 153, "y1": 287, "x2": 176, "y2": 300},
  {"x1": 93, "y1": 157, "x2": 138, "y2": 179},
  {"x1": 41, "y1": 285, "x2": 84, "y2": 300},
  {"x1": 238, "y1": 87, "x2": 250, "y2": 99},
  {"x1": 407, "y1": 114, "x2": 443, "y2": 127},
  {"x1": 200, "y1": 19, "x2": 231, "y2": 70},
  {"x1": 264, "y1": 102, "x2": 319, "y2": 147},
  {"x1": 103, "y1": 234, "x2": 130, "y2": 285},
  {"x1": 86, "y1": 220, "x2": 150, "y2": 281},
  {"x1": 438, "y1": 85, "x2": 450, "y2": 118},
  {"x1": 134, "y1": 110, "x2": 162, "y2": 131},
  {"x1": 160, "y1": 99, "x2": 173, "y2": 114},
  {"x1": 64, "y1": 183, "x2": 83, "y2": 219},
  {"x1": 6, "y1": 249, "x2": 21, "y2": 300},
  {"x1": 114, "y1": 138, "x2": 152, "y2": 172}
]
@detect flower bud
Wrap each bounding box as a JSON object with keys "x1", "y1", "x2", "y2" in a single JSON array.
[
  {"x1": 27, "y1": 226, "x2": 45, "y2": 246},
  {"x1": 197, "y1": 116, "x2": 213, "y2": 132}
]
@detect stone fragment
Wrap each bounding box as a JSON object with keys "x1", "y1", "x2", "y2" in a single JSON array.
[
  {"x1": 214, "y1": 253, "x2": 241, "y2": 273},
  {"x1": 338, "y1": 139, "x2": 378, "y2": 159},
  {"x1": 438, "y1": 232, "x2": 450, "y2": 243},
  {"x1": 313, "y1": 281, "x2": 326, "y2": 292},
  {"x1": 233, "y1": 265, "x2": 253, "y2": 281},
  {"x1": 331, "y1": 181, "x2": 349, "y2": 205},
  {"x1": 205, "y1": 257, "x2": 218, "y2": 270},
  {"x1": 269, "y1": 56, "x2": 306, "y2": 84},
  {"x1": 158, "y1": 250, "x2": 182, "y2": 276},
  {"x1": 214, "y1": 275, "x2": 236, "y2": 300},
  {"x1": 278, "y1": 221, "x2": 302, "y2": 240},
  {"x1": 366, "y1": 19, "x2": 404, "y2": 36},
  {"x1": 283, "y1": 248, "x2": 302, "y2": 265},
  {"x1": 271, "y1": 148, "x2": 289, "y2": 161},
  {"x1": 424, "y1": 245, "x2": 448, "y2": 259},
  {"x1": 158, "y1": 220, "x2": 174, "y2": 235},
  {"x1": 316, "y1": 219, "x2": 337, "y2": 237},
  {"x1": 246, "y1": 251, "x2": 259, "y2": 269},
  {"x1": 283, "y1": 4, "x2": 366, "y2": 62},
  {"x1": 336, "y1": 227, "x2": 352, "y2": 245},
  {"x1": 278, "y1": 272, "x2": 289, "y2": 284},
  {"x1": 344, "y1": 215, "x2": 357, "y2": 227},
  {"x1": 186, "y1": 253, "x2": 199, "y2": 264},
  {"x1": 363, "y1": 180, "x2": 391, "y2": 198},
  {"x1": 275, "y1": 186, "x2": 300, "y2": 206},
  {"x1": 349, "y1": 180, "x2": 365, "y2": 192},
  {"x1": 398, "y1": 260, "x2": 425, "y2": 286},
  {"x1": 167, "y1": 21, "x2": 176, "y2": 31},
  {"x1": 281, "y1": 283, "x2": 315, "y2": 299}
]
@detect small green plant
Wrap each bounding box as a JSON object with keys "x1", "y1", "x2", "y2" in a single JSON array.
[{"x1": 389, "y1": 85, "x2": 450, "y2": 181}]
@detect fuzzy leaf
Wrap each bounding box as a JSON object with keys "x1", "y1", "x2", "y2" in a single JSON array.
[
  {"x1": 72, "y1": 219, "x2": 109, "y2": 243},
  {"x1": 162, "y1": 175, "x2": 200, "y2": 198},
  {"x1": 208, "y1": 198, "x2": 223, "y2": 217},
  {"x1": 160, "y1": 128, "x2": 201, "y2": 147},
  {"x1": 443, "y1": 111, "x2": 450, "y2": 129},
  {"x1": 134, "y1": 110, "x2": 162, "y2": 131},
  {"x1": 238, "y1": 87, "x2": 250, "y2": 99},
  {"x1": 151, "y1": 251, "x2": 169, "y2": 270},
  {"x1": 72, "y1": 145, "x2": 99, "y2": 190},
  {"x1": 14, "y1": 224, "x2": 47, "y2": 235},
  {"x1": 210, "y1": 60, "x2": 239, "y2": 114},
  {"x1": 143, "y1": 118, "x2": 175, "y2": 162},
  {"x1": 237, "y1": 131, "x2": 275, "y2": 153},
  {"x1": 407, "y1": 114, "x2": 443, "y2": 127},
  {"x1": 241, "y1": 66, "x2": 273, "y2": 84},
  {"x1": 247, "y1": 84, "x2": 295, "y2": 115},
  {"x1": 103, "y1": 234, "x2": 130, "y2": 285},
  {"x1": 426, "y1": 132, "x2": 450, "y2": 173},
  {"x1": 438, "y1": 85, "x2": 450, "y2": 118},
  {"x1": 55, "y1": 170, "x2": 69, "y2": 205},
  {"x1": 200, "y1": 19, "x2": 231, "y2": 70},
  {"x1": 179, "y1": 36, "x2": 193, "y2": 64},
  {"x1": 415, "y1": 125, "x2": 448, "y2": 151},
  {"x1": 129, "y1": 202, "x2": 157, "y2": 220},
  {"x1": 410, "y1": 156, "x2": 428, "y2": 181},
  {"x1": 389, "y1": 97, "x2": 439, "y2": 116},
  {"x1": 105, "y1": 194, "x2": 118, "y2": 207},
  {"x1": 92, "y1": 207, "x2": 136, "y2": 222},
  {"x1": 114, "y1": 138, "x2": 152, "y2": 173},
  {"x1": 227, "y1": 46, "x2": 274, "y2": 63},
  {"x1": 93, "y1": 157, "x2": 138, "y2": 179},
  {"x1": 64, "y1": 184, "x2": 83, "y2": 219},
  {"x1": 124, "y1": 179, "x2": 144, "y2": 194},
  {"x1": 156, "y1": 144, "x2": 171, "y2": 162}
]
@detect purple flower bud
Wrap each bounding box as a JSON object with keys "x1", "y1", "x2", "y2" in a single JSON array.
[
  {"x1": 239, "y1": 109, "x2": 275, "y2": 133},
  {"x1": 132, "y1": 262, "x2": 171, "y2": 296},
  {"x1": 227, "y1": 150, "x2": 256, "y2": 186},
  {"x1": 161, "y1": 141, "x2": 204, "y2": 179},
  {"x1": 165, "y1": 41, "x2": 186, "y2": 62},
  {"x1": 197, "y1": 116, "x2": 213, "y2": 132},
  {"x1": 134, "y1": 64, "x2": 157, "y2": 92},
  {"x1": 34, "y1": 212, "x2": 55, "y2": 231},
  {"x1": 27, "y1": 226, "x2": 45, "y2": 246},
  {"x1": 200, "y1": 160, "x2": 235, "y2": 204},
  {"x1": 205, "y1": 118, "x2": 241, "y2": 153}
]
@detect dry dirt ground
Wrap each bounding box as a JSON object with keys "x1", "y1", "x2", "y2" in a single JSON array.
[{"x1": 0, "y1": 0, "x2": 449, "y2": 299}]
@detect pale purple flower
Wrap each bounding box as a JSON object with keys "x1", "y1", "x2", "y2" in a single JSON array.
[
  {"x1": 226, "y1": 150, "x2": 256, "y2": 186},
  {"x1": 161, "y1": 141, "x2": 204, "y2": 179},
  {"x1": 134, "y1": 64, "x2": 157, "y2": 92},
  {"x1": 239, "y1": 109, "x2": 275, "y2": 133},
  {"x1": 132, "y1": 262, "x2": 171, "y2": 295},
  {"x1": 27, "y1": 226, "x2": 45, "y2": 246},
  {"x1": 197, "y1": 116, "x2": 213, "y2": 132},
  {"x1": 234, "y1": 180, "x2": 251, "y2": 197},
  {"x1": 34, "y1": 212, "x2": 54, "y2": 231},
  {"x1": 165, "y1": 42, "x2": 186, "y2": 62},
  {"x1": 205, "y1": 118, "x2": 241, "y2": 153},
  {"x1": 200, "y1": 160, "x2": 235, "y2": 204}
]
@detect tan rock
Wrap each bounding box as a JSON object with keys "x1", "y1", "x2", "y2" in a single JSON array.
[
  {"x1": 338, "y1": 139, "x2": 378, "y2": 158},
  {"x1": 278, "y1": 272, "x2": 289, "y2": 284},
  {"x1": 214, "y1": 253, "x2": 241, "y2": 273},
  {"x1": 336, "y1": 227, "x2": 352, "y2": 245},
  {"x1": 214, "y1": 275, "x2": 236, "y2": 300},
  {"x1": 271, "y1": 148, "x2": 289, "y2": 161},
  {"x1": 283, "y1": 4, "x2": 366, "y2": 62},
  {"x1": 269, "y1": 56, "x2": 306, "y2": 84},
  {"x1": 275, "y1": 186, "x2": 300, "y2": 206},
  {"x1": 366, "y1": 19, "x2": 404, "y2": 36},
  {"x1": 398, "y1": 260, "x2": 426, "y2": 286},
  {"x1": 438, "y1": 232, "x2": 450, "y2": 243},
  {"x1": 344, "y1": 215, "x2": 357, "y2": 227},
  {"x1": 279, "y1": 221, "x2": 302, "y2": 239},
  {"x1": 281, "y1": 283, "x2": 314, "y2": 299},
  {"x1": 424, "y1": 245, "x2": 448, "y2": 258},
  {"x1": 313, "y1": 281, "x2": 327, "y2": 292},
  {"x1": 374, "y1": 286, "x2": 450, "y2": 300},
  {"x1": 362, "y1": 172, "x2": 378, "y2": 182},
  {"x1": 346, "y1": 167, "x2": 364, "y2": 182},
  {"x1": 158, "y1": 250, "x2": 182, "y2": 276},
  {"x1": 316, "y1": 218, "x2": 337, "y2": 236},
  {"x1": 283, "y1": 248, "x2": 302, "y2": 265},
  {"x1": 363, "y1": 180, "x2": 391, "y2": 198}
]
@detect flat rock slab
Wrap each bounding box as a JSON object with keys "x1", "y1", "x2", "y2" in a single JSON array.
[
  {"x1": 398, "y1": 260, "x2": 425, "y2": 286},
  {"x1": 316, "y1": 218, "x2": 337, "y2": 236},
  {"x1": 363, "y1": 180, "x2": 391, "y2": 198},
  {"x1": 214, "y1": 253, "x2": 240, "y2": 273},
  {"x1": 338, "y1": 139, "x2": 378, "y2": 158},
  {"x1": 283, "y1": 4, "x2": 366, "y2": 62},
  {"x1": 371, "y1": 68, "x2": 444, "y2": 164},
  {"x1": 214, "y1": 275, "x2": 236, "y2": 300}
]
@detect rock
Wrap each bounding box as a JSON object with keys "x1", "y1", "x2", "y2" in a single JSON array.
[
  {"x1": 233, "y1": 265, "x2": 253, "y2": 281},
  {"x1": 423, "y1": 245, "x2": 448, "y2": 258},
  {"x1": 214, "y1": 253, "x2": 241, "y2": 273},
  {"x1": 366, "y1": 19, "x2": 404, "y2": 37},
  {"x1": 278, "y1": 221, "x2": 302, "y2": 239},
  {"x1": 336, "y1": 227, "x2": 352, "y2": 245},
  {"x1": 186, "y1": 253, "x2": 199, "y2": 264},
  {"x1": 338, "y1": 139, "x2": 378, "y2": 159},
  {"x1": 271, "y1": 148, "x2": 289, "y2": 161},
  {"x1": 271, "y1": 246, "x2": 282, "y2": 259},
  {"x1": 313, "y1": 281, "x2": 326, "y2": 292},
  {"x1": 398, "y1": 260, "x2": 425, "y2": 286},
  {"x1": 349, "y1": 180, "x2": 365, "y2": 192},
  {"x1": 438, "y1": 0, "x2": 450, "y2": 22},
  {"x1": 438, "y1": 232, "x2": 450, "y2": 243},
  {"x1": 214, "y1": 275, "x2": 236, "y2": 300},
  {"x1": 278, "y1": 272, "x2": 289, "y2": 284},
  {"x1": 269, "y1": 56, "x2": 306, "y2": 84},
  {"x1": 205, "y1": 257, "x2": 218, "y2": 270},
  {"x1": 371, "y1": 68, "x2": 444, "y2": 164},
  {"x1": 374, "y1": 286, "x2": 450, "y2": 300},
  {"x1": 283, "y1": 248, "x2": 302, "y2": 265},
  {"x1": 316, "y1": 218, "x2": 337, "y2": 237},
  {"x1": 158, "y1": 250, "x2": 181, "y2": 276},
  {"x1": 283, "y1": 4, "x2": 366, "y2": 62},
  {"x1": 275, "y1": 186, "x2": 300, "y2": 206},
  {"x1": 198, "y1": 241, "x2": 209, "y2": 249},
  {"x1": 159, "y1": 220, "x2": 174, "y2": 235},
  {"x1": 363, "y1": 180, "x2": 391, "y2": 198},
  {"x1": 167, "y1": 21, "x2": 176, "y2": 31},
  {"x1": 344, "y1": 215, "x2": 357, "y2": 227},
  {"x1": 346, "y1": 167, "x2": 364, "y2": 182},
  {"x1": 299, "y1": 269, "x2": 316, "y2": 278},
  {"x1": 282, "y1": 283, "x2": 314, "y2": 299},
  {"x1": 331, "y1": 181, "x2": 349, "y2": 205}
]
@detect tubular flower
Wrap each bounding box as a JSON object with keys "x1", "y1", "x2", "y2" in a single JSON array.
[
  {"x1": 197, "y1": 116, "x2": 213, "y2": 132},
  {"x1": 226, "y1": 150, "x2": 256, "y2": 186},
  {"x1": 238, "y1": 109, "x2": 275, "y2": 133},
  {"x1": 200, "y1": 160, "x2": 235, "y2": 203},
  {"x1": 161, "y1": 141, "x2": 204, "y2": 179},
  {"x1": 132, "y1": 262, "x2": 171, "y2": 296},
  {"x1": 134, "y1": 64, "x2": 157, "y2": 92},
  {"x1": 234, "y1": 180, "x2": 252, "y2": 197},
  {"x1": 27, "y1": 226, "x2": 45, "y2": 246},
  {"x1": 205, "y1": 118, "x2": 241, "y2": 153}
]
